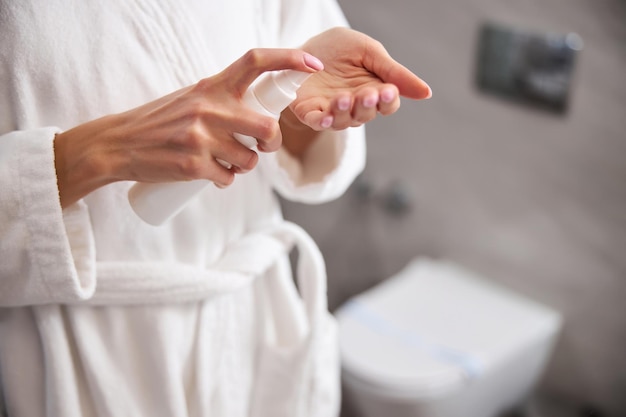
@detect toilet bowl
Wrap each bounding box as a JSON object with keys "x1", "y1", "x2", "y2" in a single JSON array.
[{"x1": 335, "y1": 258, "x2": 561, "y2": 417}]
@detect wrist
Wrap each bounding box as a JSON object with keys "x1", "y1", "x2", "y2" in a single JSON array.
[{"x1": 54, "y1": 115, "x2": 120, "y2": 207}]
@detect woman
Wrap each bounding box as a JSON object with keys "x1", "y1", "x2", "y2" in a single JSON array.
[{"x1": 0, "y1": 0, "x2": 431, "y2": 415}]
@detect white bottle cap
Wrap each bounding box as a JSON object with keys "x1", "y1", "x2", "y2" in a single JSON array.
[
  {"x1": 278, "y1": 70, "x2": 312, "y2": 90},
  {"x1": 253, "y1": 70, "x2": 311, "y2": 115}
]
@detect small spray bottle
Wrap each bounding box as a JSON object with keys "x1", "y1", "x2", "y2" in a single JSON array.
[{"x1": 128, "y1": 70, "x2": 312, "y2": 226}]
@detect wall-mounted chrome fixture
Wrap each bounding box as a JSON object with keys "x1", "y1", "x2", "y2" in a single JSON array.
[{"x1": 352, "y1": 176, "x2": 413, "y2": 216}]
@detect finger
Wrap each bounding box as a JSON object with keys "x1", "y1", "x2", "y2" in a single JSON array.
[
  {"x1": 213, "y1": 138, "x2": 260, "y2": 172},
  {"x1": 256, "y1": 127, "x2": 282, "y2": 153},
  {"x1": 352, "y1": 88, "x2": 379, "y2": 125},
  {"x1": 234, "y1": 115, "x2": 283, "y2": 153},
  {"x1": 377, "y1": 84, "x2": 401, "y2": 116},
  {"x1": 302, "y1": 111, "x2": 334, "y2": 131},
  {"x1": 291, "y1": 97, "x2": 333, "y2": 131},
  {"x1": 222, "y1": 107, "x2": 282, "y2": 152},
  {"x1": 380, "y1": 61, "x2": 431, "y2": 100},
  {"x1": 210, "y1": 133, "x2": 258, "y2": 173},
  {"x1": 221, "y1": 49, "x2": 324, "y2": 95},
  {"x1": 329, "y1": 93, "x2": 354, "y2": 130},
  {"x1": 207, "y1": 159, "x2": 236, "y2": 188}
]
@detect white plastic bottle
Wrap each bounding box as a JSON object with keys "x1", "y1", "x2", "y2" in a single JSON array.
[{"x1": 128, "y1": 70, "x2": 311, "y2": 226}]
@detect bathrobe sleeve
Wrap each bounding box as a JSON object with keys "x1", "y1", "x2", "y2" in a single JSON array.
[
  {"x1": 259, "y1": 0, "x2": 367, "y2": 204},
  {"x1": 0, "y1": 128, "x2": 97, "y2": 306}
]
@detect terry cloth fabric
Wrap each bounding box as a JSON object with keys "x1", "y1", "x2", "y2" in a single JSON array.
[{"x1": 0, "y1": 0, "x2": 365, "y2": 416}]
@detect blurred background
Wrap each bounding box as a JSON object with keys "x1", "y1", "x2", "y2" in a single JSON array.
[{"x1": 280, "y1": 0, "x2": 626, "y2": 416}]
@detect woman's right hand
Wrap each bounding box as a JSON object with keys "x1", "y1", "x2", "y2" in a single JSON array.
[{"x1": 53, "y1": 49, "x2": 324, "y2": 208}]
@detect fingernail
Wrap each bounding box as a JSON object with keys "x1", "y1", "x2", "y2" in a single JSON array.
[
  {"x1": 338, "y1": 97, "x2": 350, "y2": 111},
  {"x1": 321, "y1": 116, "x2": 333, "y2": 129},
  {"x1": 217, "y1": 159, "x2": 232, "y2": 169},
  {"x1": 363, "y1": 94, "x2": 377, "y2": 108},
  {"x1": 304, "y1": 53, "x2": 324, "y2": 71},
  {"x1": 381, "y1": 89, "x2": 395, "y2": 103},
  {"x1": 425, "y1": 85, "x2": 433, "y2": 99}
]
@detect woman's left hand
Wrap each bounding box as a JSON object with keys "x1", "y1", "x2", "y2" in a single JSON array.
[{"x1": 290, "y1": 27, "x2": 432, "y2": 131}]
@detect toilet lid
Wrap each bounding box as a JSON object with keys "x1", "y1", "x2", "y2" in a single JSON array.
[{"x1": 336, "y1": 258, "x2": 561, "y2": 400}]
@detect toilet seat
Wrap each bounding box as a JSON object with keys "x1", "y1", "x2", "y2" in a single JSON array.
[
  {"x1": 335, "y1": 258, "x2": 561, "y2": 403},
  {"x1": 338, "y1": 297, "x2": 475, "y2": 401}
]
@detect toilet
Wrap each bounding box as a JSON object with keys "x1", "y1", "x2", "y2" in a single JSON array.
[{"x1": 335, "y1": 258, "x2": 561, "y2": 417}]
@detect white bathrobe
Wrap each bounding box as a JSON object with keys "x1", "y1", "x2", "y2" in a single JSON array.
[{"x1": 0, "y1": 1, "x2": 365, "y2": 416}]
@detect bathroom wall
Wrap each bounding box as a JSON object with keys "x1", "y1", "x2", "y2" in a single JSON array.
[{"x1": 280, "y1": 0, "x2": 626, "y2": 415}]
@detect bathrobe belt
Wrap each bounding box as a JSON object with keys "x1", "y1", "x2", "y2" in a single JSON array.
[{"x1": 87, "y1": 221, "x2": 327, "y2": 316}]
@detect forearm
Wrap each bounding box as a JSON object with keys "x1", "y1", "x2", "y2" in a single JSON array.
[{"x1": 53, "y1": 107, "x2": 318, "y2": 209}]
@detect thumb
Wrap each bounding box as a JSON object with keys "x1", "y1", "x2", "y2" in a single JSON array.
[
  {"x1": 365, "y1": 42, "x2": 432, "y2": 100},
  {"x1": 383, "y1": 61, "x2": 432, "y2": 100}
]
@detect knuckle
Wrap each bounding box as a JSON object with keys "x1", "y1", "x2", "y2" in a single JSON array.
[
  {"x1": 194, "y1": 78, "x2": 209, "y2": 91},
  {"x1": 239, "y1": 151, "x2": 258, "y2": 171},
  {"x1": 263, "y1": 136, "x2": 283, "y2": 152},
  {"x1": 193, "y1": 77, "x2": 216, "y2": 94},
  {"x1": 182, "y1": 124, "x2": 205, "y2": 153},
  {"x1": 177, "y1": 155, "x2": 205, "y2": 180},
  {"x1": 243, "y1": 48, "x2": 264, "y2": 68},
  {"x1": 256, "y1": 118, "x2": 279, "y2": 141},
  {"x1": 372, "y1": 39, "x2": 385, "y2": 52}
]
